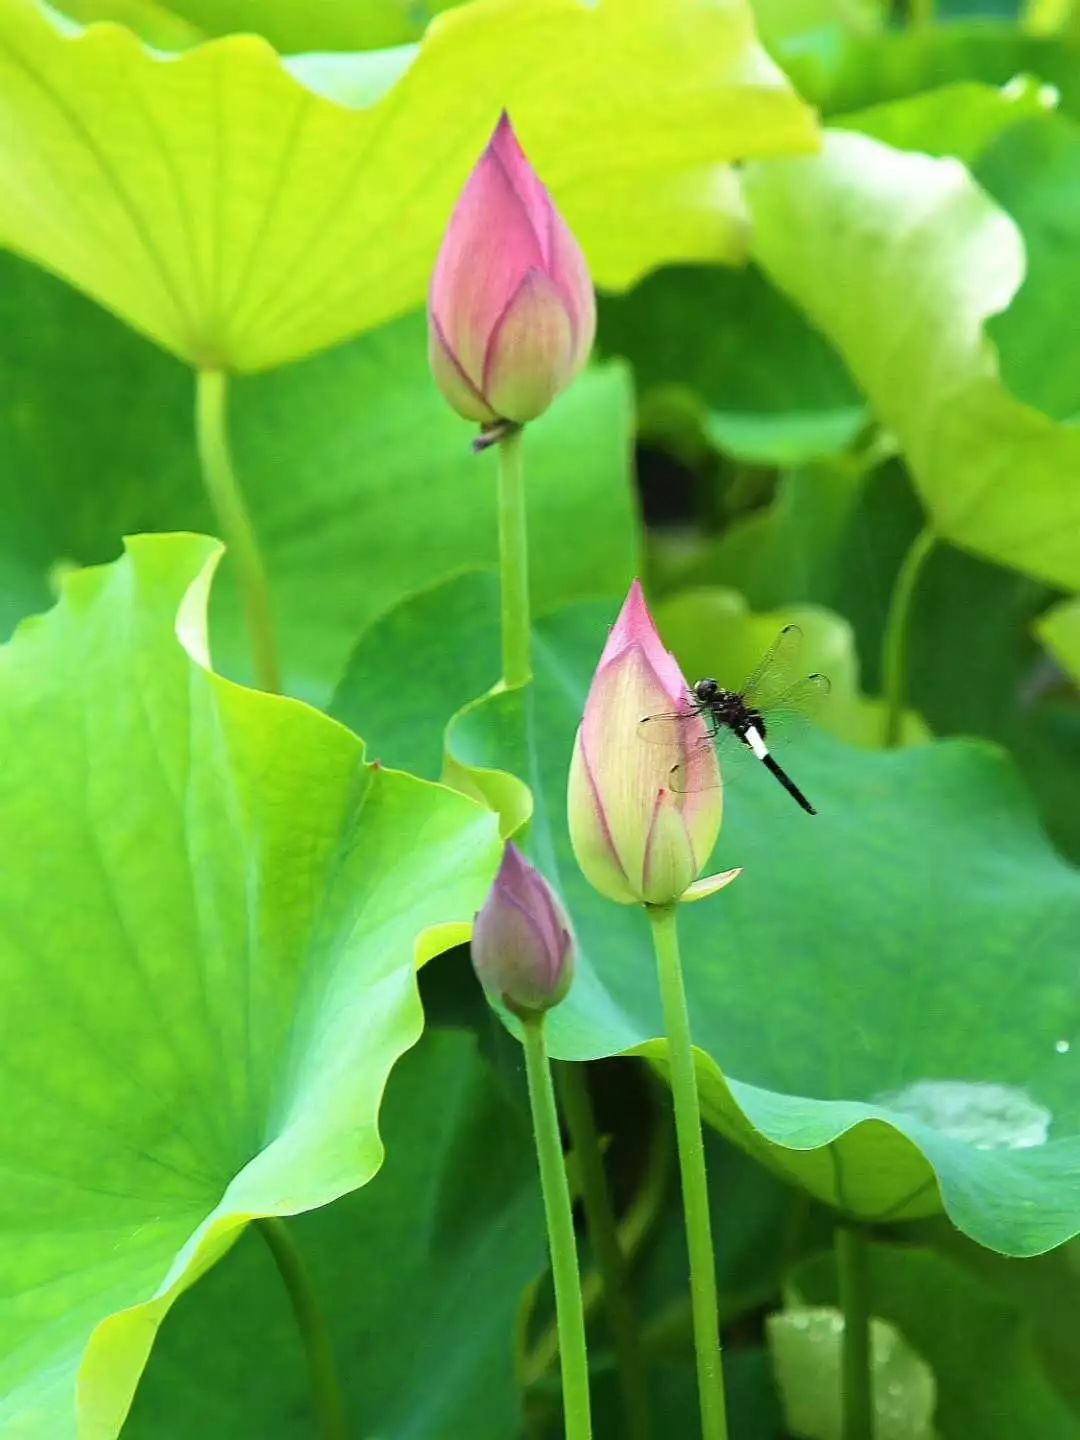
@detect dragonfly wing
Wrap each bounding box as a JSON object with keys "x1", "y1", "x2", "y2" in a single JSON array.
[
  {"x1": 637, "y1": 709, "x2": 704, "y2": 747},
  {"x1": 758, "y1": 673, "x2": 832, "y2": 745},
  {"x1": 740, "y1": 625, "x2": 806, "y2": 712},
  {"x1": 668, "y1": 736, "x2": 723, "y2": 794}
]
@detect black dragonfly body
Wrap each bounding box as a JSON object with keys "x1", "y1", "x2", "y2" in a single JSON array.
[{"x1": 637, "y1": 625, "x2": 829, "y2": 815}]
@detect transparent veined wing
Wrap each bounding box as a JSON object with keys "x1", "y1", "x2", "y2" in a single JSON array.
[
  {"x1": 740, "y1": 624, "x2": 809, "y2": 713},
  {"x1": 636, "y1": 707, "x2": 723, "y2": 793},
  {"x1": 668, "y1": 736, "x2": 724, "y2": 794},
  {"x1": 636, "y1": 706, "x2": 711, "y2": 747},
  {"x1": 755, "y1": 672, "x2": 832, "y2": 744}
]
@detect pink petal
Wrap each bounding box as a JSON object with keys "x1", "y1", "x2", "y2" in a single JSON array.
[
  {"x1": 430, "y1": 124, "x2": 547, "y2": 386},
  {"x1": 488, "y1": 112, "x2": 555, "y2": 268},
  {"x1": 599, "y1": 580, "x2": 689, "y2": 705},
  {"x1": 482, "y1": 268, "x2": 574, "y2": 423},
  {"x1": 548, "y1": 214, "x2": 596, "y2": 377},
  {"x1": 500, "y1": 843, "x2": 568, "y2": 973},
  {"x1": 428, "y1": 311, "x2": 497, "y2": 423}
]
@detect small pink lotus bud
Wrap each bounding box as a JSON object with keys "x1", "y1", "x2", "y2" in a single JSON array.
[
  {"x1": 472, "y1": 844, "x2": 575, "y2": 1016},
  {"x1": 429, "y1": 111, "x2": 595, "y2": 429},
  {"x1": 568, "y1": 581, "x2": 728, "y2": 907}
]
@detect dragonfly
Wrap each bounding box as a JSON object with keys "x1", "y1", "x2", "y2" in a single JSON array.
[{"x1": 637, "y1": 625, "x2": 830, "y2": 815}]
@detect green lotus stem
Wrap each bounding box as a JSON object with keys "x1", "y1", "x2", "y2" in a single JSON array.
[
  {"x1": 520, "y1": 1014, "x2": 593, "y2": 1440},
  {"x1": 258, "y1": 1217, "x2": 347, "y2": 1440},
  {"x1": 195, "y1": 369, "x2": 280, "y2": 693},
  {"x1": 837, "y1": 1223, "x2": 874, "y2": 1440},
  {"x1": 497, "y1": 425, "x2": 531, "y2": 688},
  {"x1": 557, "y1": 1063, "x2": 652, "y2": 1440},
  {"x1": 647, "y1": 903, "x2": 728, "y2": 1440},
  {"x1": 881, "y1": 525, "x2": 935, "y2": 748},
  {"x1": 524, "y1": 1093, "x2": 672, "y2": 1385}
]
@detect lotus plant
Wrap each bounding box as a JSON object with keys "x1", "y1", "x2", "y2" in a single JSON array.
[
  {"x1": 568, "y1": 579, "x2": 738, "y2": 906},
  {"x1": 569, "y1": 580, "x2": 741, "y2": 1440},
  {"x1": 471, "y1": 845, "x2": 592, "y2": 1439},
  {"x1": 429, "y1": 111, "x2": 595, "y2": 689}
]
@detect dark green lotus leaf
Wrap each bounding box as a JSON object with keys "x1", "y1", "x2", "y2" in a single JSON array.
[
  {"x1": 0, "y1": 254, "x2": 637, "y2": 702},
  {"x1": 792, "y1": 1243, "x2": 1080, "y2": 1437},
  {"x1": 0, "y1": 536, "x2": 501, "y2": 1438},
  {"x1": 784, "y1": 22, "x2": 1080, "y2": 120},
  {"x1": 978, "y1": 113, "x2": 1080, "y2": 421},
  {"x1": 334, "y1": 573, "x2": 1080, "y2": 1258},
  {"x1": 121, "y1": 1027, "x2": 543, "y2": 1439},
  {"x1": 598, "y1": 263, "x2": 865, "y2": 468}
]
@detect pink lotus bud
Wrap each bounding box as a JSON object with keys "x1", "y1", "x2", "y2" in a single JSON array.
[
  {"x1": 568, "y1": 581, "x2": 727, "y2": 907},
  {"x1": 472, "y1": 844, "x2": 575, "y2": 1016},
  {"x1": 429, "y1": 111, "x2": 595, "y2": 429}
]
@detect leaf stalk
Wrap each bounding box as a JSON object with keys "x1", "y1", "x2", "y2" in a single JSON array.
[
  {"x1": 496, "y1": 425, "x2": 531, "y2": 688},
  {"x1": 881, "y1": 525, "x2": 935, "y2": 748},
  {"x1": 837, "y1": 1222, "x2": 874, "y2": 1440},
  {"x1": 646, "y1": 902, "x2": 729, "y2": 1440},
  {"x1": 521, "y1": 1014, "x2": 594, "y2": 1440},
  {"x1": 557, "y1": 1062, "x2": 652, "y2": 1440},
  {"x1": 195, "y1": 369, "x2": 280, "y2": 692},
  {"x1": 258, "y1": 1216, "x2": 347, "y2": 1440}
]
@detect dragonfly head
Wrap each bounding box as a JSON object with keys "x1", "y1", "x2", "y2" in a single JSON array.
[{"x1": 692, "y1": 677, "x2": 719, "y2": 703}]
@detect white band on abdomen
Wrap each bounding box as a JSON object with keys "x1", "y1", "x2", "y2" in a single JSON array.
[{"x1": 744, "y1": 725, "x2": 769, "y2": 760}]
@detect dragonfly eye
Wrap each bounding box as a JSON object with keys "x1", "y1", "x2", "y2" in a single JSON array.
[{"x1": 693, "y1": 677, "x2": 719, "y2": 702}]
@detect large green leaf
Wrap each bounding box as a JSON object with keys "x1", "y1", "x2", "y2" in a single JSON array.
[
  {"x1": 0, "y1": 254, "x2": 637, "y2": 701},
  {"x1": 782, "y1": 21, "x2": 1080, "y2": 119},
  {"x1": 841, "y1": 74, "x2": 1058, "y2": 162},
  {"x1": 598, "y1": 263, "x2": 865, "y2": 468},
  {"x1": 122, "y1": 1026, "x2": 544, "y2": 1438},
  {"x1": 977, "y1": 112, "x2": 1080, "y2": 420},
  {"x1": 793, "y1": 1244, "x2": 1080, "y2": 1437},
  {"x1": 54, "y1": 0, "x2": 461, "y2": 51},
  {"x1": 745, "y1": 130, "x2": 1080, "y2": 593},
  {"x1": 750, "y1": 0, "x2": 885, "y2": 59},
  {"x1": 0, "y1": 0, "x2": 816, "y2": 371},
  {"x1": 682, "y1": 459, "x2": 922, "y2": 693},
  {"x1": 50, "y1": 0, "x2": 201, "y2": 47},
  {"x1": 0, "y1": 535, "x2": 501, "y2": 1439},
  {"x1": 1039, "y1": 597, "x2": 1080, "y2": 682},
  {"x1": 334, "y1": 574, "x2": 1080, "y2": 1258}
]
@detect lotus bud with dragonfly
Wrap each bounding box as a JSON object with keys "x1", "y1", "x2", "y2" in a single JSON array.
[
  {"x1": 568, "y1": 580, "x2": 739, "y2": 907},
  {"x1": 638, "y1": 623, "x2": 831, "y2": 815}
]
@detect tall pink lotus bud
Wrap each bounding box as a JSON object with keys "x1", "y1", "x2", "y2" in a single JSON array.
[
  {"x1": 429, "y1": 111, "x2": 595, "y2": 430},
  {"x1": 568, "y1": 581, "x2": 736, "y2": 908},
  {"x1": 472, "y1": 844, "x2": 575, "y2": 1016}
]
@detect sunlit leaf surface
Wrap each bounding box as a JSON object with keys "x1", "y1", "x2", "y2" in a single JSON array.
[
  {"x1": 0, "y1": 537, "x2": 500, "y2": 1438},
  {"x1": 746, "y1": 130, "x2": 1080, "y2": 591},
  {"x1": 1039, "y1": 597, "x2": 1080, "y2": 684},
  {"x1": 0, "y1": 0, "x2": 816, "y2": 369}
]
